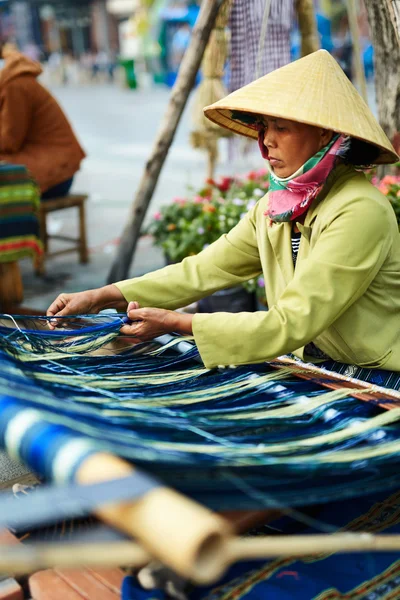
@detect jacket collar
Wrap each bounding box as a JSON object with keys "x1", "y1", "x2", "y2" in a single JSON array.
[
  {"x1": 304, "y1": 163, "x2": 357, "y2": 226},
  {"x1": 268, "y1": 221, "x2": 294, "y2": 284},
  {"x1": 267, "y1": 164, "x2": 357, "y2": 285}
]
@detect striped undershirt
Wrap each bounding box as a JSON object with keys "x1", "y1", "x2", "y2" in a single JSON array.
[{"x1": 291, "y1": 230, "x2": 302, "y2": 265}]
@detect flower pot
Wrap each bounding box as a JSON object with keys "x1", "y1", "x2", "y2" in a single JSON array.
[
  {"x1": 256, "y1": 298, "x2": 268, "y2": 311},
  {"x1": 198, "y1": 286, "x2": 257, "y2": 313}
]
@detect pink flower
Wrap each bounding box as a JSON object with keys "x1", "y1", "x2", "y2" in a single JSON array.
[
  {"x1": 371, "y1": 176, "x2": 379, "y2": 186},
  {"x1": 193, "y1": 196, "x2": 204, "y2": 204},
  {"x1": 153, "y1": 211, "x2": 162, "y2": 221},
  {"x1": 378, "y1": 183, "x2": 389, "y2": 195},
  {"x1": 173, "y1": 197, "x2": 187, "y2": 206},
  {"x1": 381, "y1": 175, "x2": 400, "y2": 185}
]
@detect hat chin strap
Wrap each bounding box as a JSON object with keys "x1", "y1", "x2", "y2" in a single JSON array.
[
  {"x1": 266, "y1": 159, "x2": 305, "y2": 183},
  {"x1": 257, "y1": 128, "x2": 304, "y2": 182}
]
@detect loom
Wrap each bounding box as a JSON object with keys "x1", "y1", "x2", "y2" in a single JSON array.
[{"x1": 0, "y1": 313, "x2": 399, "y2": 584}]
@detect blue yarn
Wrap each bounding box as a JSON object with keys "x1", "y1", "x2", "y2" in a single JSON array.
[
  {"x1": 122, "y1": 577, "x2": 165, "y2": 600},
  {"x1": 0, "y1": 313, "x2": 124, "y2": 338},
  {"x1": 0, "y1": 314, "x2": 399, "y2": 510}
]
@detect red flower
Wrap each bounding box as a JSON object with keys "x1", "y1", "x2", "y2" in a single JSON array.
[{"x1": 217, "y1": 176, "x2": 234, "y2": 192}]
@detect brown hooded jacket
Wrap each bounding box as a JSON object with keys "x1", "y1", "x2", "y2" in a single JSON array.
[{"x1": 0, "y1": 52, "x2": 86, "y2": 193}]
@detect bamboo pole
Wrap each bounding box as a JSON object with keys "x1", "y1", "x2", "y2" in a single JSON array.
[
  {"x1": 107, "y1": 0, "x2": 225, "y2": 284},
  {"x1": 385, "y1": 0, "x2": 400, "y2": 43},
  {"x1": 228, "y1": 533, "x2": 400, "y2": 560},
  {"x1": 345, "y1": 0, "x2": 368, "y2": 103},
  {"x1": 296, "y1": 0, "x2": 320, "y2": 56},
  {"x1": 75, "y1": 452, "x2": 232, "y2": 584},
  {"x1": 4, "y1": 533, "x2": 400, "y2": 582},
  {"x1": 0, "y1": 541, "x2": 150, "y2": 575}
]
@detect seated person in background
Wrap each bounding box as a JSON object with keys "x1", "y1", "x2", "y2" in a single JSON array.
[{"x1": 0, "y1": 45, "x2": 86, "y2": 199}]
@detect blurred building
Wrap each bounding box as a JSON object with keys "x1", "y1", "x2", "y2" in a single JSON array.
[{"x1": 0, "y1": 0, "x2": 119, "y2": 58}]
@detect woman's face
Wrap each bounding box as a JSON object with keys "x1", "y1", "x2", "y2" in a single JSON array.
[{"x1": 261, "y1": 117, "x2": 333, "y2": 178}]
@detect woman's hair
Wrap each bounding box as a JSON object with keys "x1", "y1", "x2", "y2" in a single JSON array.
[{"x1": 340, "y1": 137, "x2": 380, "y2": 167}]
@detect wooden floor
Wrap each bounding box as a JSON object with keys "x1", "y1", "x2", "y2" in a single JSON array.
[
  {"x1": 29, "y1": 568, "x2": 125, "y2": 600},
  {"x1": 0, "y1": 529, "x2": 126, "y2": 599}
]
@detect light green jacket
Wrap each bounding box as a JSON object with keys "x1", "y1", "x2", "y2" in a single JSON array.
[{"x1": 116, "y1": 165, "x2": 400, "y2": 371}]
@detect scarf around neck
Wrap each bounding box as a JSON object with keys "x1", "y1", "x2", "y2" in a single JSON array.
[{"x1": 258, "y1": 131, "x2": 344, "y2": 224}]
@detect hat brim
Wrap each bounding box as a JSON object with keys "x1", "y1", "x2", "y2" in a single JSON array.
[
  {"x1": 203, "y1": 50, "x2": 399, "y2": 166},
  {"x1": 204, "y1": 106, "x2": 399, "y2": 165}
]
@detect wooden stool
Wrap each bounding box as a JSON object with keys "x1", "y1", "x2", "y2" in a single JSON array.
[
  {"x1": 0, "y1": 262, "x2": 23, "y2": 310},
  {"x1": 36, "y1": 195, "x2": 89, "y2": 275}
]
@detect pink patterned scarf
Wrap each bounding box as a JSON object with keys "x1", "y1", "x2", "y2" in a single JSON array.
[{"x1": 257, "y1": 128, "x2": 345, "y2": 223}]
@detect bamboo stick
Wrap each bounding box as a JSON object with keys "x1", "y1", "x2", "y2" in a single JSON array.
[
  {"x1": 296, "y1": 0, "x2": 320, "y2": 56},
  {"x1": 346, "y1": 0, "x2": 368, "y2": 102},
  {"x1": 107, "y1": 0, "x2": 225, "y2": 284},
  {"x1": 385, "y1": 0, "x2": 400, "y2": 44},
  {"x1": 3, "y1": 533, "x2": 400, "y2": 582},
  {"x1": 228, "y1": 533, "x2": 400, "y2": 561},
  {"x1": 0, "y1": 541, "x2": 150, "y2": 575}
]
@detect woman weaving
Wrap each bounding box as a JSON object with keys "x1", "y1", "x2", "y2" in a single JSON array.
[{"x1": 47, "y1": 50, "x2": 400, "y2": 373}]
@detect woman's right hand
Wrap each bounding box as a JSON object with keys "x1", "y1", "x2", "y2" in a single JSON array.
[{"x1": 46, "y1": 285, "x2": 128, "y2": 328}]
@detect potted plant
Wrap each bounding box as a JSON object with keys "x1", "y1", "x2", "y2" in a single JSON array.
[
  {"x1": 373, "y1": 172, "x2": 400, "y2": 228},
  {"x1": 146, "y1": 169, "x2": 269, "y2": 312}
]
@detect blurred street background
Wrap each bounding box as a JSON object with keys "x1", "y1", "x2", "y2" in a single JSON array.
[{"x1": 0, "y1": 0, "x2": 384, "y2": 312}]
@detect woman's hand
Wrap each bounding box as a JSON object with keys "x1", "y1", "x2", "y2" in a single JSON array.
[
  {"x1": 46, "y1": 285, "x2": 127, "y2": 328},
  {"x1": 120, "y1": 302, "x2": 193, "y2": 342}
]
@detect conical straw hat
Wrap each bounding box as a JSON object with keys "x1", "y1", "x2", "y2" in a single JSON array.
[{"x1": 204, "y1": 50, "x2": 398, "y2": 164}]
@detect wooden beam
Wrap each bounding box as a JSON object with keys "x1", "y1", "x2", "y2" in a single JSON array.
[
  {"x1": 106, "y1": 0, "x2": 224, "y2": 284},
  {"x1": 385, "y1": 0, "x2": 400, "y2": 44},
  {"x1": 346, "y1": 0, "x2": 368, "y2": 102}
]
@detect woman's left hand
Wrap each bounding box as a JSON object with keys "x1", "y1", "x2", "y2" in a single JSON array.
[{"x1": 120, "y1": 301, "x2": 193, "y2": 342}]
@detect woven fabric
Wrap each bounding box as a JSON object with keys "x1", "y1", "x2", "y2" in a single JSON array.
[
  {"x1": 122, "y1": 491, "x2": 400, "y2": 599},
  {"x1": 192, "y1": 490, "x2": 400, "y2": 600},
  {"x1": 228, "y1": 0, "x2": 293, "y2": 92},
  {"x1": 227, "y1": 0, "x2": 293, "y2": 159},
  {"x1": 321, "y1": 360, "x2": 400, "y2": 392},
  {"x1": 0, "y1": 163, "x2": 42, "y2": 262}
]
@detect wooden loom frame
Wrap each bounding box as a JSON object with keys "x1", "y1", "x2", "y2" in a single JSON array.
[{"x1": 0, "y1": 350, "x2": 400, "y2": 585}]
